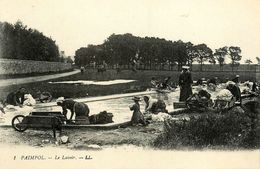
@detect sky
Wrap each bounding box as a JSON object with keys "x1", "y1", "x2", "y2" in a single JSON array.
[{"x1": 0, "y1": 0, "x2": 259, "y2": 63}]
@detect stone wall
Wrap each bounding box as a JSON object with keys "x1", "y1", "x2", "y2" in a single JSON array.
[{"x1": 0, "y1": 59, "x2": 72, "y2": 75}]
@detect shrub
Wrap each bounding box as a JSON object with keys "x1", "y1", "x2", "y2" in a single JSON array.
[{"x1": 153, "y1": 105, "x2": 258, "y2": 149}]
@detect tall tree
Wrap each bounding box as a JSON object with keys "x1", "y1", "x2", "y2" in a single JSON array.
[
  {"x1": 103, "y1": 33, "x2": 138, "y2": 66},
  {"x1": 0, "y1": 21, "x2": 60, "y2": 61},
  {"x1": 194, "y1": 44, "x2": 213, "y2": 71},
  {"x1": 74, "y1": 33, "x2": 215, "y2": 71},
  {"x1": 228, "y1": 46, "x2": 242, "y2": 72},
  {"x1": 74, "y1": 45, "x2": 100, "y2": 66},
  {"x1": 174, "y1": 40, "x2": 190, "y2": 70},
  {"x1": 214, "y1": 47, "x2": 228, "y2": 70},
  {"x1": 186, "y1": 42, "x2": 196, "y2": 67}
]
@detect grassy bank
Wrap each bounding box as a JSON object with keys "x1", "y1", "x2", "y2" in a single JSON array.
[
  {"x1": 1, "y1": 106, "x2": 259, "y2": 150},
  {"x1": 0, "y1": 122, "x2": 164, "y2": 149},
  {"x1": 153, "y1": 101, "x2": 260, "y2": 150}
]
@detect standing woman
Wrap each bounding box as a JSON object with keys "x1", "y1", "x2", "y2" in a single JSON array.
[{"x1": 178, "y1": 66, "x2": 193, "y2": 101}]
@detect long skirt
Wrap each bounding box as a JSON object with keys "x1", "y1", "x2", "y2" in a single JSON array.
[
  {"x1": 131, "y1": 111, "x2": 146, "y2": 125},
  {"x1": 179, "y1": 85, "x2": 192, "y2": 101}
]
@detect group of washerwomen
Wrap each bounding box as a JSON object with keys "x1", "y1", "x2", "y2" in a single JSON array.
[
  {"x1": 150, "y1": 66, "x2": 258, "y2": 112},
  {"x1": 129, "y1": 95, "x2": 168, "y2": 126},
  {"x1": 179, "y1": 66, "x2": 259, "y2": 111},
  {"x1": 128, "y1": 66, "x2": 193, "y2": 126},
  {"x1": 0, "y1": 87, "x2": 52, "y2": 114},
  {"x1": 54, "y1": 95, "x2": 167, "y2": 126},
  {"x1": 2, "y1": 66, "x2": 258, "y2": 126},
  {"x1": 178, "y1": 66, "x2": 242, "y2": 102},
  {"x1": 151, "y1": 76, "x2": 176, "y2": 91},
  {"x1": 0, "y1": 89, "x2": 92, "y2": 125},
  {"x1": 0, "y1": 87, "x2": 28, "y2": 115},
  {"x1": 129, "y1": 66, "x2": 192, "y2": 126},
  {"x1": 178, "y1": 66, "x2": 259, "y2": 102},
  {"x1": 4, "y1": 87, "x2": 52, "y2": 106},
  {"x1": 1, "y1": 87, "x2": 168, "y2": 126}
]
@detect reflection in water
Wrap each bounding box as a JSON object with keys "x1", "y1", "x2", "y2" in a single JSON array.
[{"x1": 49, "y1": 79, "x2": 136, "y2": 85}]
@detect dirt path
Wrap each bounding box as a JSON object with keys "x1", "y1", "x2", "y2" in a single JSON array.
[
  {"x1": 0, "y1": 69, "x2": 80, "y2": 87},
  {"x1": 0, "y1": 122, "x2": 164, "y2": 149}
]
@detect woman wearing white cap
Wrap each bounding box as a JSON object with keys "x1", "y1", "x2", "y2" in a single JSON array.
[
  {"x1": 56, "y1": 97, "x2": 90, "y2": 123},
  {"x1": 178, "y1": 66, "x2": 193, "y2": 101},
  {"x1": 232, "y1": 75, "x2": 240, "y2": 85}
]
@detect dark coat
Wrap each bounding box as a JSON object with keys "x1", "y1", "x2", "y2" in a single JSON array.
[
  {"x1": 6, "y1": 91, "x2": 25, "y2": 106},
  {"x1": 179, "y1": 71, "x2": 193, "y2": 101},
  {"x1": 226, "y1": 85, "x2": 241, "y2": 102}
]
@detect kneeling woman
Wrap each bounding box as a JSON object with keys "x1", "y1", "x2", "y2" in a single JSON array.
[
  {"x1": 56, "y1": 97, "x2": 90, "y2": 124},
  {"x1": 129, "y1": 96, "x2": 147, "y2": 126}
]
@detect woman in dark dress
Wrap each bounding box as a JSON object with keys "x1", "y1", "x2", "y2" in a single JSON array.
[
  {"x1": 129, "y1": 96, "x2": 146, "y2": 126},
  {"x1": 5, "y1": 87, "x2": 26, "y2": 106},
  {"x1": 178, "y1": 66, "x2": 193, "y2": 101}
]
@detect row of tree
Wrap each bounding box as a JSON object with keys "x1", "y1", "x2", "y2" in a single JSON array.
[
  {"x1": 75, "y1": 33, "x2": 244, "y2": 71},
  {"x1": 0, "y1": 21, "x2": 61, "y2": 61}
]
